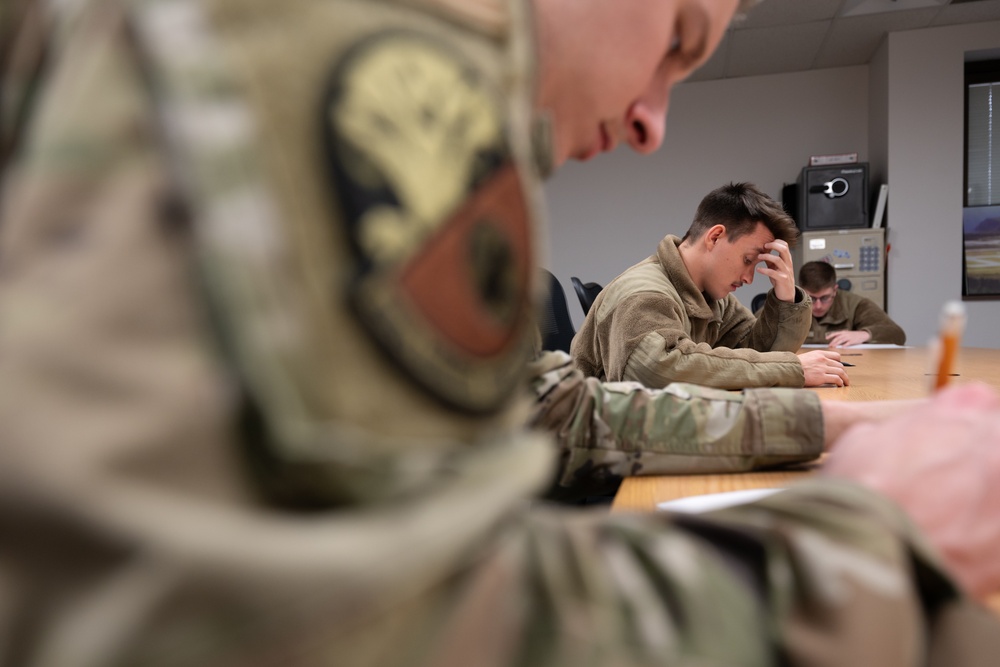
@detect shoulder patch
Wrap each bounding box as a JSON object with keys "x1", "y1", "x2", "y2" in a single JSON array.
[{"x1": 323, "y1": 31, "x2": 534, "y2": 413}]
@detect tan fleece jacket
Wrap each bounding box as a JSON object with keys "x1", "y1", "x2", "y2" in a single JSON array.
[
  {"x1": 804, "y1": 289, "x2": 907, "y2": 345},
  {"x1": 570, "y1": 235, "x2": 812, "y2": 389}
]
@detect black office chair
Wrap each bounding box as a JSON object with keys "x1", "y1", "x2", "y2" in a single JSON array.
[
  {"x1": 539, "y1": 270, "x2": 576, "y2": 353},
  {"x1": 751, "y1": 292, "x2": 768, "y2": 314},
  {"x1": 570, "y1": 277, "x2": 603, "y2": 317}
]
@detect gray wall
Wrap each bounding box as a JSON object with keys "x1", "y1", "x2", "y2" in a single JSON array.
[
  {"x1": 545, "y1": 20, "x2": 1000, "y2": 350},
  {"x1": 885, "y1": 22, "x2": 1000, "y2": 349},
  {"x1": 545, "y1": 66, "x2": 870, "y2": 326}
]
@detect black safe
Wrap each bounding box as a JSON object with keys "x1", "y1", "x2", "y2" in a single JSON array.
[{"x1": 796, "y1": 163, "x2": 869, "y2": 231}]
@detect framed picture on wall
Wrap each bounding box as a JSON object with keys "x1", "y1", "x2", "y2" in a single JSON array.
[{"x1": 963, "y1": 205, "x2": 1000, "y2": 297}]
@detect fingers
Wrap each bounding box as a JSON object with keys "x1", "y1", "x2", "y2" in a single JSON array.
[
  {"x1": 760, "y1": 243, "x2": 792, "y2": 268},
  {"x1": 825, "y1": 331, "x2": 867, "y2": 347},
  {"x1": 804, "y1": 349, "x2": 841, "y2": 361},
  {"x1": 764, "y1": 239, "x2": 791, "y2": 259},
  {"x1": 819, "y1": 359, "x2": 850, "y2": 386},
  {"x1": 754, "y1": 266, "x2": 788, "y2": 283},
  {"x1": 755, "y1": 253, "x2": 782, "y2": 267},
  {"x1": 755, "y1": 262, "x2": 790, "y2": 277},
  {"x1": 759, "y1": 240, "x2": 795, "y2": 301},
  {"x1": 758, "y1": 240, "x2": 792, "y2": 270},
  {"x1": 826, "y1": 353, "x2": 849, "y2": 385},
  {"x1": 800, "y1": 350, "x2": 849, "y2": 387},
  {"x1": 826, "y1": 334, "x2": 849, "y2": 348},
  {"x1": 807, "y1": 370, "x2": 848, "y2": 387},
  {"x1": 822, "y1": 385, "x2": 1000, "y2": 601},
  {"x1": 756, "y1": 254, "x2": 790, "y2": 273}
]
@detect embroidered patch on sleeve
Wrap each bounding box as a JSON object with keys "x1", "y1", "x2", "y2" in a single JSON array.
[{"x1": 324, "y1": 31, "x2": 535, "y2": 413}]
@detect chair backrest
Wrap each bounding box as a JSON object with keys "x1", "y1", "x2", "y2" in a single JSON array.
[
  {"x1": 570, "y1": 277, "x2": 603, "y2": 317},
  {"x1": 751, "y1": 292, "x2": 767, "y2": 315},
  {"x1": 539, "y1": 270, "x2": 576, "y2": 353}
]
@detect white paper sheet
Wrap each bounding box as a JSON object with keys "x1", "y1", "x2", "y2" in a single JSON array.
[
  {"x1": 799, "y1": 343, "x2": 911, "y2": 349},
  {"x1": 656, "y1": 488, "x2": 784, "y2": 514}
]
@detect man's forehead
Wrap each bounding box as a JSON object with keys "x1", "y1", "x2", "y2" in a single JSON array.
[{"x1": 739, "y1": 223, "x2": 774, "y2": 252}]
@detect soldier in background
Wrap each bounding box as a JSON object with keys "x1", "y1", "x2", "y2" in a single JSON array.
[
  {"x1": 2, "y1": 2, "x2": 999, "y2": 667},
  {"x1": 799, "y1": 260, "x2": 907, "y2": 347}
]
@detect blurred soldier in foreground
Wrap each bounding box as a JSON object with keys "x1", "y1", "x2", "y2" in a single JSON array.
[{"x1": 2, "y1": 1, "x2": 1000, "y2": 667}]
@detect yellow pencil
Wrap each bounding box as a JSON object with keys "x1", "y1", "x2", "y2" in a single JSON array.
[{"x1": 933, "y1": 301, "x2": 966, "y2": 392}]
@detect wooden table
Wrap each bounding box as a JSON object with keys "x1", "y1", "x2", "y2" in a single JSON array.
[
  {"x1": 610, "y1": 346, "x2": 1000, "y2": 614},
  {"x1": 800, "y1": 345, "x2": 1000, "y2": 402}
]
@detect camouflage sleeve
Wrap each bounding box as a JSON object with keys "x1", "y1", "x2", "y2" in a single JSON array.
[
  {"x1": 454, "y1": 479, "x2": 1000, "y2": 667},
  {"x1": 6, "y1": 458, "x2": 998, "y2": 666},
  {"x1": 1, "y1": 0, "x2": 45, "y2": 171},
  {"x1": 717, "y1": 287, "x2": 812, "y2": 353},
  {"x1": 527, "y1": 351, "x2": 824, "y2": 499}
]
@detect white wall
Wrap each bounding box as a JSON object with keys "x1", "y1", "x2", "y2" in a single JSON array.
[
  {"x1": 545, "y1": 21, "x2": 1000, "y2": 350},
  {"x1": 885, "y1": 21, "x2": 1000, "y2": 349},
  {"x1": 544, "y1": 66, "x2": 869, "y2": 327}
]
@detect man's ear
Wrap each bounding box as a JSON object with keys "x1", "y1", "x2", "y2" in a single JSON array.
[{"x1": 705, "y1": 224, "x2": 726, "y2": 249}]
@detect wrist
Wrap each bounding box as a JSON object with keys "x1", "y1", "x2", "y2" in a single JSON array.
[{"x1": 773, "y1": 286, "x2": 797, "y2": 302}]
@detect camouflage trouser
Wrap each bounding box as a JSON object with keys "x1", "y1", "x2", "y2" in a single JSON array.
[{"x1": 528, "y1": 351, "x2": 824, "y2": 499}]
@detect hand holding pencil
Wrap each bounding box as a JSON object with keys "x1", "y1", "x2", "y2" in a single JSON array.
[{"x1": 825, "y1": 381, "x2": 1000, "y2": 601}]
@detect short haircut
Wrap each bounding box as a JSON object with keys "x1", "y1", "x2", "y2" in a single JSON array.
[
  {"x1": 681, "y1": 182, "x2": 799, "y2": 248},
  {"x1": 799, "y1": 261, "x2": 837, "y2": 292}
]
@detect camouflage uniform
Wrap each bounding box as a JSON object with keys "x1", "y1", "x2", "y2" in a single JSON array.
[
  {"x1": 1, "y1": 1, "x2": 998, "y2": 667},
  {"x1": 529, "y1": 350, "x2": 823, "y2": 500}
]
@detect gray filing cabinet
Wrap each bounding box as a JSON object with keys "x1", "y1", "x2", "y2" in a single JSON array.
[{"x1": 793, "y1": 228, "x2": 886, "y2": 310}]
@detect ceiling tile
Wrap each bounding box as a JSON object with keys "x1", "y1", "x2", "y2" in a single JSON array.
[
  {"x1": 834, "y1": 6, "x2": 943, "y2": 30},
  {"x1": 814, "y1": 28, "x2": 886, "y2": 68},
  {"x1": 840, "y1": 0, "x2": 947, "y2": 17},
  {"x1": 931, "y1": 0, "x2": 1000, "y2": 25},
  {"x1": 726, "y1": 22, "x2": 830, "y2": 78},
  {"x1": 683, "y1": 0, "x2": 1000, "y2": 83},
  {"x1": 816, "y1": 7, "x2": 943, "y2": 67},
  {"x1": 735, "y1": 0, "x2": 842, "y2": 28}
]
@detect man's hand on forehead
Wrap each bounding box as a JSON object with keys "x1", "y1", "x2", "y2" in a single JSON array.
[{"x1": 757, "y1": 239, "x2": 796, "y2": 302}]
